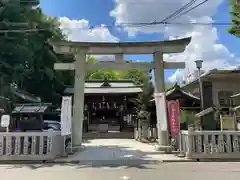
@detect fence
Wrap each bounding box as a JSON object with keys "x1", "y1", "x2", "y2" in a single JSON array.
[
  {"x1": 180, "y1": 127, "x2": 240, "y2": 159},
  {"x1": 134, "y1": 127, "x2": 158, "y2": 140},
  {"x1": 0, "y1": 132, "x2": 65, "y2": 161}
]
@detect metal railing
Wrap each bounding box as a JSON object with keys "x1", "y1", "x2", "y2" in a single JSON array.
[
  {"x1": 0, "y1": 132, "x2": 65, "y2": 161},
  {"x1": 180, "y1": 127, "x2": 240, "y2": 159}
]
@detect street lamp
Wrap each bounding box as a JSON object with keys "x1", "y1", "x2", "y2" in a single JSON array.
[{"x1": 195, "y1": 60, "x2": 204, "y2": 110}]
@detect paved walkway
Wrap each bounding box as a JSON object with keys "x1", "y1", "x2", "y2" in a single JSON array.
[
  {"x1": 1, "y1": 162, "x2": 240, "y2": 180},
  {"x1": 55, "y1": 139, "x2": 187, "y2": 163}
]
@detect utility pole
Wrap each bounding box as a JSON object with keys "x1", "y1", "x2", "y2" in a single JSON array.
[{"x1": 195, "y1": 60, "x2": 204, "y2": 110}]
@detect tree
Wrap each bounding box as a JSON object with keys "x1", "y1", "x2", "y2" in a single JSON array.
[
  {"x1": 85, "y1": 57, "x2": 121, "y2": 80},
  {"x1": 134, "y1": 79, "x2": 154, "y2": 141},
  {"x1": 121, "y1": 69, "x2": 149, "y2": 85},
  {"x1": 0, "y1": 1, "x2": 66, "y2": 104},
  {"x1": 229, "y1": 0, "x2": 240, "y2": 37}
]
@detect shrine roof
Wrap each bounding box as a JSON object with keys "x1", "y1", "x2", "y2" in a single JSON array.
[
  {"x1": 149, "y1": 84, "x2": 200, "y2": 107},
  {"x1": 165, "y1": 84, "x2": 200, "y2": 101},
  {"x1": 64, "y1": 80, "x2": 143, "y2": 94}
]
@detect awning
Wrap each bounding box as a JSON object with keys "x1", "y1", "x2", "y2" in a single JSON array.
[
  {"x1": 230, "y1": 92, "x2": 240, "y2": 98},
  {"x1": 12, "y1": 104, "x2": 49, "y2": 114},
  {"x1": 195, "y1": 107, "x2": 214, "y2": 118},
  {"x1": 11, "y1": 88, "x2": 41, "y2": 103}
]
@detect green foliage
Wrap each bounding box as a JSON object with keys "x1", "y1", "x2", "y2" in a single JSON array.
[
  {"x1": 137, "y1": 110, "x2": 151, "y2": 125},
  {"x1": 84, "y1": 58, "x2": 149, "y2": 84},
  {"x1": 0, "y1": 1, "x2": 161, "y2": 107},
  {"x1": 135, "y1": 80, "x2": 154, "y2": 125},
  {"x1": 0, "y1": 1, "x2": 66, "y2": 104},
  {"x1": 121, "y1": 69, "x2": 149, "y2": 85},
  {"x1": 229, "y1": 0, "x2": 240, "y2": 37}
]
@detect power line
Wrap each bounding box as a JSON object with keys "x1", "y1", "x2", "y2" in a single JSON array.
[
  {"x1": 0, "y1": 28, "x2": 45, "y2": 33},
  {"x1": 170, "y1": 0, "x2": 209, "y2": 21},
  {"x1": 114, "y1": 21, "x2": 232, "y2": 28},
  {"x1": 160, "y1": 0, "x2": 198, "y2": 23},
  {"x1": 0, "y1": 22, "x2": 29, "y2": 26},
  {"x1": 113, "y1": 0, "x2": 200, "y2": 4},
  {"x1": 0, "y1": 21, "x2": 233, "y2": 33}
]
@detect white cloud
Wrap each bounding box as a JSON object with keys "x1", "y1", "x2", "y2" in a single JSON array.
[
  {"x1": 110, "y1": 0, "x2": 222, "y2": 36},
  {"x1": 110, "y1": 0, "x2": 239, "y2": 83},
  {"x1": 59, "y1": 17, "x2": 119, "y2": 42},
  {"x1": 165, "y1": 25, "x2": 240, "y2": 83},
  {"x1": 58, "y1": 17, "x2": 119, "y2": 59}
]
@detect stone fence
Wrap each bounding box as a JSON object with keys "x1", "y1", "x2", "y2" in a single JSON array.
[
  {"x1": 180, "y1": 127, "x2": 240, "y2": 159},
  {"x1": 134, "y1": 127, "x2": 158, "y2": 140},
  {"x1": 0, "y1": 132, "x2": 65, "y2": 161}
]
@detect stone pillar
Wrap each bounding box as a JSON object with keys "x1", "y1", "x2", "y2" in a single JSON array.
[
  {"x1": 72, "y1": 50, "x2": 86, "y2": 151},
  {"x1": 153, "y1": 51, "x2": 169, "y2": 151}
]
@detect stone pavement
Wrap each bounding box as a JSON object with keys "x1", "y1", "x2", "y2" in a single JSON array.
[
  {"x1": 55, "y1": 139, "x2": 189, "y2": 163},
  {"x1": 1, "y1": 162, "x2": 240, "y2": 180}
]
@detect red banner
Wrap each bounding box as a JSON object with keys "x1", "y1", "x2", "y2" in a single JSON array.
[{"x1": 167, "y1": 100, "x2": 180, "y2": 137}]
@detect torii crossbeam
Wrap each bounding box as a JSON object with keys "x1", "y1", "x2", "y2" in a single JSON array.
[{"x1": 51, "y1": 37, "x2": 191, "y2": 152}]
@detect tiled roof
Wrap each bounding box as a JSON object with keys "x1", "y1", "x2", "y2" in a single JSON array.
[
  {"x1": 65, "y1": 87, "x2": 142, "y2": 94},
  {"x1": 150, "y1": 84, "x2": 200, "y2": 102},
  {"x1": 12, "y1": 104, "x2": 48, "y2": 113},
  {"x1": 11, "y1": 88, "x2": 41, "y2": 103},
  {"x1": 65, "y1": 80, "x2": 142, "y2": 94}
]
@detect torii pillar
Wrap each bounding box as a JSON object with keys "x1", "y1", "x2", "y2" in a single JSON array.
[{"x1": 51, "y1": 37, "x2": 191, "y2": 152}]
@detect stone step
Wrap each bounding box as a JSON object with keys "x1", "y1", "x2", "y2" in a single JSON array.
[{"x1": 83, "y1": 131, "x2": 134, "y2": 139}]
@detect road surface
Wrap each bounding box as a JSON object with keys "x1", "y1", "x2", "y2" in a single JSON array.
[{"x1": 1, "y1": 162, "x2": 240, "y2": 180}]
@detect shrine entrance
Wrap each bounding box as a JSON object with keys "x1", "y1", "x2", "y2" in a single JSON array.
[
  {"x1": 51, "y1": 37, "x2": 191, "y2": 151},
  {"x1": 64, "y1": 80, "x2": 141, "y2": 134}
]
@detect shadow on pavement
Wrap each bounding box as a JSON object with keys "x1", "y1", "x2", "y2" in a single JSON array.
[
  {"x1": 2, "y1": 144, "x2": 165, "y2": 170},
  {"x1": 4, "y1": 161, "x2": 157, "y2": 170}
]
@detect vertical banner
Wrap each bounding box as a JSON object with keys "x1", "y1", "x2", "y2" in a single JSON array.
[
  {"x1": 155, "y1": 93, "x2": 168, "y2": 131},
  {"x1": 167, "y1": 100, "x2": 180, "y2": 137},
  {"x1": 61, "y1": 96, "x2": 72, "y2": 136}
]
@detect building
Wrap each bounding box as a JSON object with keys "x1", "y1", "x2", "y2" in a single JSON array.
[
  {"x1": 181, "y1": 69, "x2": 240, "y2": 129},
  {"x1": 64, "y1": 79, "x2": 143, "y2": 132},
  {"x1": 149, "y1": 84, "x2": 200, "y2": 129}
]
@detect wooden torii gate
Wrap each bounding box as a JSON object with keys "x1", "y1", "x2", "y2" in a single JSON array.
[{"x1": 51, "y1": 38, "x2": 191, "y2": 152}]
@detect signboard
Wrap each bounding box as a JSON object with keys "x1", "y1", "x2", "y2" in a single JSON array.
[
  {"x1": 167, "y1": 100, "x2": 180, "y2": 137},
  {"x1": 220, "y1": 115, "x2": 234, "y2": 130},
  {"x1": 155, "y1": 93, "x2": 168, "y2": 131},
  {"x1": 1, "y1": 115, "x2": 10, "y2": 128},
  {"x1": 61, "y1": 96, "x2": 72, "y2": 136}
]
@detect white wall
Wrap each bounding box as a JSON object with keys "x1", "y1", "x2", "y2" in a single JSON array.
[{"x1": 212, "y1": 80, "x2": 240, "y2": 106}]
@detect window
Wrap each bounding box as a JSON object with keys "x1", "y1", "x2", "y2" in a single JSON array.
[{"x1": 218, "y1": 91, "x2": 233, "y2": 106}]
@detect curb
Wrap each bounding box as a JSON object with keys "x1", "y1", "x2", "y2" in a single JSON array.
[
  {"x1": 0, "y1": 159, "x2": 162, "y2": 165},
  {"x1": 1, "y1": 158, "x2": 240, "y2": 165}
]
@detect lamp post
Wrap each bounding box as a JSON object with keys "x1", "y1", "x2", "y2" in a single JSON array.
[{"x1": 195, "y1": 60, "x2": 204, "y2": 110}]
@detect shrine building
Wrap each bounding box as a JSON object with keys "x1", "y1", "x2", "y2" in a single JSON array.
[{"x1": 64, "y1": 79, "x2": 142, "y2": 133}]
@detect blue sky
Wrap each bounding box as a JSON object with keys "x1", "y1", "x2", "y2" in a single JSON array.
[{"x1": 40, "y1": 0, "x2": 240, "y2": 82}]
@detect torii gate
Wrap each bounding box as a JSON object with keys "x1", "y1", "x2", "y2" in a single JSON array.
[{"x1": 51, "y1": 37, "x2": 191, "y2": 152}]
